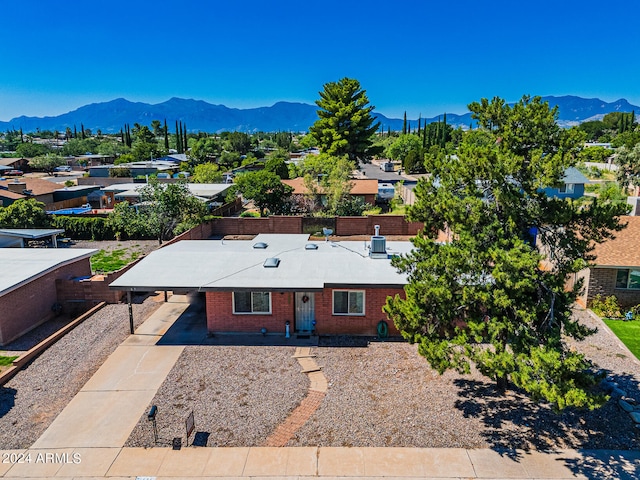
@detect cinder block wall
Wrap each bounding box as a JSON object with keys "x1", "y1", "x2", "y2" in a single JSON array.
[
  {"x1": 205, "y1": 287, "x2": 404, "y2": 336},
  {"x1": 0, "y1": 259, "x2": 91, "y2": 346}
]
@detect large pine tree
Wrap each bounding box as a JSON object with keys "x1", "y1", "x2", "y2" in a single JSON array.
[
  {"x1": 385, "y1": 95, "x2": 629, "y2": 411},
  {"x1": 308, "y1": 77, "x2": 381, "y2": 163}
]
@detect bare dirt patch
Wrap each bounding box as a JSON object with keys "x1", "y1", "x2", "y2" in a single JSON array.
[{"x1": 71, "y1": 239, "x2": 161, "y2": 256}]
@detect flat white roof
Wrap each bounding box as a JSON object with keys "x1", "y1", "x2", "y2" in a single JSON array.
[
  {"x1": 0, "y1": 249, "x2": 97, "y2": 297},
  {"x1": 0, "y1": 228, "x2": 65, "y2": 239},
  {"x1": 103, "y1": 183, "x2": 230, "y2": 198},
  {"x1": 110, "y1": 234, "x2": 411, "y2": 292}
]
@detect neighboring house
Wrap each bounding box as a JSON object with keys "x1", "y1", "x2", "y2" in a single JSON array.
[
  {"x1": 0, "y1": 158, "x2": 29, "y2": 171},
  {"x1": 0, "y1": 177, "x2": 60, "y2": 208},
  {"x1": 110, "y1": 233, "x2": 410, "y2": 336},
  {"x1": 575, "y1": 216, "x2": 640, "y2": 308},
  {"x1": 101, "y1": 182, "x2": 231, "y2": 206},
  {"x1": 0, "y1": 177, "x2": 97, "y2": 209},
  {"x1": 88, "y1": 160, "x2": 179, "y2": 178},
  {"x1": 543, "y1": 167, "x2": 589, "y2": 200},
  {"x1": 0, "y1": 228, "x2": 65, "y2": 248},
  {"x1": 0, "y1": 248, "x2": 96, "y2": 345},
  {"x1": 282, "y1": 178, "x2": 379, "y2": 205},
  {"x1": 75, "y1": 154, "x2": 115, "y2": 167}
]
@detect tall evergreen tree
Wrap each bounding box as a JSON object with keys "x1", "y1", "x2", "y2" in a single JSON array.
[
  {"x1": 385, "y1": 95, "x2": 628, "y2": 411},
  {"x1": 402, "y1": 111, "x2": 407, "y2": 135},
  {"x1": 81, "y1": 123, "x2": 85, "y2": 140},
  {"x1": 164, "y1": 119, "x2": 169, "y2": 150},
  {"x1": 441, "y1": 113, "x2": 447, "y2": 147},
  {"x1": 417, "y1": 116, "x2": 422, "y2": 135},
  {"x1": 422, "y1": 122, "x2": 427, "y2": 148},
  {"x1": 307, "y1": 77, "x2": 382, "y2": 163},
  {"x1": 183, "y1": 123, "x2": 188, "y2": 152}
]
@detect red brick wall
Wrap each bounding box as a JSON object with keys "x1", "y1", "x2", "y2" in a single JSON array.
[
  {"x1": 205, "y1": 287, "x2": 405, "y2": 336},
  {"x1": 0, "y1": 258, "x2": 91, "y2": 345},
  {"x1": 335, "y1": 216, "x2": 423, "y2": 236},
  {"x1": 210, "y1": 217, "x2": 303, "y2": 236},
  {"x1": 57, "y1": 256, "x2": 145, "y2": 310},
  {"x1": 586, "y1": 267, "x2": 640, "y2": 308},
  {"x1": 312, "y1": 288, "x2": 404, "y2": 336},
  {"x1": 209, "y1": 216, "x2": 422, "y2": 237},
  {"x1": 206, "y1": 291, "x2": 296, "y2": 333}
]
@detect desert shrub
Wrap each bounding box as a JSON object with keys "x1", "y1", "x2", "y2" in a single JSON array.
[{"x1": 590, "y1": 294, "x2": 622, "y2": 318}]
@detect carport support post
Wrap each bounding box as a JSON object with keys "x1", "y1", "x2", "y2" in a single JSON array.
[
  {"x1": 127, "y1": 291, "x2": 134, "y2": 334},
  {"x1": 164, "y1": 291, "x2": 168, "y2": 302}
]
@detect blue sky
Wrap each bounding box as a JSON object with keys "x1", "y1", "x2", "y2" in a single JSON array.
[{"x1": 1, "y1": 0, "x2": 639, "y2": 121}]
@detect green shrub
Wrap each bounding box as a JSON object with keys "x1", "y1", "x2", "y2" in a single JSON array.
[
  {"x1": 590, "y1": 294, "x2": 622, "y2": 318},
  {"x1": 52, "y1": 216, "x2": 114, "y2": 240},
  {"x1": 239, "y1": 210, "x2": 260, "y2": 218}
]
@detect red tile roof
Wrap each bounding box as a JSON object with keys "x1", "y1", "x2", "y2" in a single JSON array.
[{"x1": 282, "y1": 178, "x2": 379, "y2": 195}]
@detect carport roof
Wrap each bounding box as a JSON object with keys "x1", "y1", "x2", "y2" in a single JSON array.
[
  {"x1": 0, "y1": 248, "x2": 97, "y2": 296},
  {"x1": 109, "y1": 234, "x2": 411, "y2": 292}
]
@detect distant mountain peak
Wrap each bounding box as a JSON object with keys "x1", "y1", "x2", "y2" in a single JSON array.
[{"x1": 0, "y1": 95, "x2": 637, "y2": 134}]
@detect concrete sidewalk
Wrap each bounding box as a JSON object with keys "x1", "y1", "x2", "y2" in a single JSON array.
[
  {"x1": 29, "y1": 296, "x2": 190, "y2": 449},
  {"x1": 1, "y1": 446, "x2": 639, "y2": 478}
]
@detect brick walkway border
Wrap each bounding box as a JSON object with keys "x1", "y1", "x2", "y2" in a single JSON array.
[{"x1": 263, "y1": 347, "x2": 327, "y2": 447}]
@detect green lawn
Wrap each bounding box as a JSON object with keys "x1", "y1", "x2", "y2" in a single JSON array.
[
  {"x1": 0, "y1": 355, "x2": 18, "y2": 366},
  {"x1": 91, "y1": 248, "x2": 142, "y2": 273},
  {"x1": 603, "y1": 319, "x2": 640, "y2": 360}
]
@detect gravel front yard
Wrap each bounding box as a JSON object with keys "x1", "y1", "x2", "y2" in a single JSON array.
[
  {"x1": 2, "y1": 301, "x2": 638, "y2": 451},
  {"x1": 125, "y1": 346, "x2": 308, "y2": 448},
  {"x1": 0, "y1": 296, "x2": 160, "y2": 449},
  {"x1": 124, "y1": 307, "x2": 640, "y2": 450}
]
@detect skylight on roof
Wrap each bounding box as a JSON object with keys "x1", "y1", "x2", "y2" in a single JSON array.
[
  {"x1": 305, "y1": 244, "x2": 318, "y2": 250},
  {"x1": 253, "y1": 242, "x2": 268, "y2": 249},
  {"x1": 263, "y1": 257, "x2": 280, "y2": 268}
]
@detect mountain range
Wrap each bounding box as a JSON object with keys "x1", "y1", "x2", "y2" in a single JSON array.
[{"x1": 1, "y1": 96, "x2": 637, "y2": 134}]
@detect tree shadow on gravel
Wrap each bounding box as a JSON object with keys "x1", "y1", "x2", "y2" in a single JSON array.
[
  {"x1": 561, "y1": 450, "x2": 640, "y2": 480},
  {"x1": 0, "y1": 387, "x2": 17, "y2": 419},
  {"x1": 453, "y1": 373, "x2": 640, "y2": 459}
]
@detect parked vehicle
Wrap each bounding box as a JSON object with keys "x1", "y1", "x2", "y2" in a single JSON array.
[
  {"x1": 54, "y1": 165, "x2": 72, "y2": 172},
  {"x1": 380, "y1": 161, "x2": 395, "y2": 172},
  {"x1": 4, "y1": 169, "x2": 23, "y2": 176}
]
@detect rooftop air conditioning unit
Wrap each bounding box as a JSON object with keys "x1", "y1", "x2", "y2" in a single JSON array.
[{"x1": 369, "y1": 225, "x2": 387, "y2": 259}]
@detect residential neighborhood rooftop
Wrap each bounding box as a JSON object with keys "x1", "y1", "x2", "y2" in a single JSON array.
[
  {"x1": 0, "y1": 177, "x2": 62, "y2": 196},
  {"x1": 109, "y1": 234, "x2": 412, "y2": 292},
  {"x1": 282, "y1": 178, "x2": 380, "y2": 195},
  {"x1": 0, "y1": 248, "x2": 96, "y2": 296},
  {"x1": 590, "y1": 216, "x2": 640, "y2": 267}
]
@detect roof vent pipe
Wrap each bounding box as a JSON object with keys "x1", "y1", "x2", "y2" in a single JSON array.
[{"x1": 374, "y1": 224, "x2": 380, "y2": 236}]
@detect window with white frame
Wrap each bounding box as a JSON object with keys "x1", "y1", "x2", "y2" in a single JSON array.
[
  {"x1": 233, "y1": 291, "x2": 271, "y2": 314},
  {"x1": 615, "y1": 269, "x2": 640, "y2": 289},
  {"x1": 559, "y1": 183, "x2": 575, "y2": 194},
  {"x1": 332, "y1": 290, "x2": 365, "y2": 315}
]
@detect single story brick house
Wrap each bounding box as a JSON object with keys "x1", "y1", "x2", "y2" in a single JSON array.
[
  {"x1": 575, "y1": 216, "x2": 640, "y2": 308},
  {"x1": 110, "y1": 233, "x2": 410, "y2": 336},
  {"x1": 0, "y1": 247, "x2": 96, "y2": 345}
]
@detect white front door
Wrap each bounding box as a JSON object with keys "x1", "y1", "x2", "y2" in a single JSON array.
[{"x1": 295, "y1": 292, "x2": 315, "y2": 332}]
